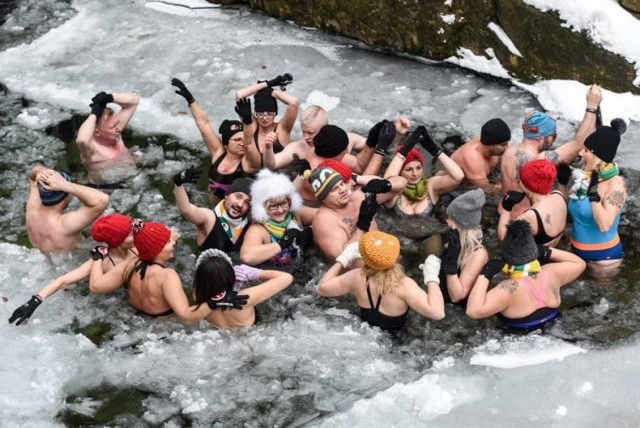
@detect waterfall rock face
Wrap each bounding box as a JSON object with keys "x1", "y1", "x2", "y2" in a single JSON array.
[{"x1": 211, "y1": 0, "x2": 638, "y2": 93}]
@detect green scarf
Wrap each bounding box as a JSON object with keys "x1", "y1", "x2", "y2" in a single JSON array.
[
  {"x1": 503, "y1": 260, "x2": 541, "y2": 279},
  {"x1": 264, "y1": 213, "x2": 294, "y2": 240},
  {"x1": 403, "y1": 175, "x2": 428, "y2": 202},
  {"x1": 214, "y1": 200, "x2": 248, "y2": 242}
]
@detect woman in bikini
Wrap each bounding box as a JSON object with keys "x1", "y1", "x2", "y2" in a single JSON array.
[
  {"x1": 467, "y1": 220, "x2": 586, "y2": 330},
  {"x1": 316, "y1": 230, "x2": 445, "y2": 331}
]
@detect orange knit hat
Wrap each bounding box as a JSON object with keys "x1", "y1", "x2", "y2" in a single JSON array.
[{"x1": 359, "y1": 231, "x2": 400, "y2": 270}]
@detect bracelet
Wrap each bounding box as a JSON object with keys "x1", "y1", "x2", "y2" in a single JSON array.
[{"x1": 585, "y1": 107, "x2": 598, "y2": 114}]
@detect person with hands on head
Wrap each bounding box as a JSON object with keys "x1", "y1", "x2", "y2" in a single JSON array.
[
  {"x1": 437, "y1": 189, "x2": 490, "y2": 304},
  {"x1": 240, "y1": 170, "x2": 316, "y2": 267},
  {"x1": 565, "y1": 123, "x2": 627, "y2": 278},
  {"x1": 383, "y1": 125, "x2": 464, "y2": 216},
  {"x1": 316, "y1": 231, "x2": 445, "y2": 331},
  {"x1": 501, "y1": 84, "x2": 603, "y2": 218},
  {"x1": 235, "y1": 74, "x2": 298, "y2": 154},
  {"x1": 466, "y1": 220, "x2": 586, "y2": 330},
  {"x1": 498, "y1": 159, "x2": 567, "y2": 248},
  {"x1": 89, "y1": 219, "x2": 246, "y2": 321},
  {"x1": 171, "y1": 77, "x2": 260, "y2": 205},
  {"x1": 25, "y1": 166, "x2": 109, "y2": 254},
  {"x1": 75, "y1": 90, "x2": 140, "y2": 186},
  {"x1": 192, "y1": 249, "x2": 293, "y2": 328},
  {"x1": 174, "y1": 169, "x2": 253, "y2": 253},
  {"x1": 309, "y1": 161, "x2": 404, "y2": 265}
]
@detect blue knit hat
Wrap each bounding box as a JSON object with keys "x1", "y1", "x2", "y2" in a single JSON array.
[
  {"x1": 522, "y1": 111, "x2": 556, "y2": 139},
  {"x1": 38, "y1": 171, "x2": 71, "y2": 206}
]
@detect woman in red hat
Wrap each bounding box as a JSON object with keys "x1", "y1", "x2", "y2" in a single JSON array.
[{"x1": 90, "y1": 219, "x2": 246, "y2": 320}]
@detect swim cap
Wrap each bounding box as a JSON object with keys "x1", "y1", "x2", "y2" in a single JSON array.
[
  {"x1": 522, "y1": 111, "x2": 556, "y2": 139},
  {"x1": 359, "y1": 231, "x2": 400, "y2": 271},
  {"x1": 91, "y1": 213, "x2": 132, "y2": 248},
  {"x1": 132, "y1": 219, "x2": 172, "y2": 261},
  {"x1": 38, "y1": 171, "x2": 71, "y2": 206},
  {"x1": 520, "y1": 159, "x2": 557, "y2": 195}
]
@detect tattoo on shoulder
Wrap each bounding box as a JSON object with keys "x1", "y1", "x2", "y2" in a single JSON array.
[
  {"x1": 544, "y1": 212, "x2": 552, "y2": 226},
  {"x1": 514, "y1": 151, "x2": 533, "y2": 183},
  {"x1": 342, "y1": 217, "x2": 356, "y2": 233},
  {"x1": 606, "y1": 191, "x2": 626, "y2": 208},
  {"x1": 500, "y1": 280, "x2": 519, "y2": 294},
  {"x1": 543, "y1": 151, "x2": 559, "y2": 163},
  {"x1": 551, "y1": 285, "x2": 560, "y2": 304}
]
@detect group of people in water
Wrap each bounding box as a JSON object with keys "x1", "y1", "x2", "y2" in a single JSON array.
[{"x1": 9, "y1": 75, "x2": 628, "y2": 333}]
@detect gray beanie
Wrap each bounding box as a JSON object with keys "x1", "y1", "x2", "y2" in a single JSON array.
[
  {"x1": 446, "y1": 188, "x2": 485, "y2": 229},
  {"x1": 502, "y1": 220, "x2": 538, "y2": 266}
]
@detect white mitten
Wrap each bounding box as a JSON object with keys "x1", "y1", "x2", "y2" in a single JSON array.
[
  {"x1": 335, "y1": 242, "x2": 362, "y2": 268},
  {"x1": 419, "y1": 255, "x2": 441, "y2": 285}
]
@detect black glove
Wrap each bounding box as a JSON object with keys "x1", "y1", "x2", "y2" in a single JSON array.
[
  {"x1": 365, "y1": 120, "x2": 388, "y2": 148},
  {"x1": 441, "y1": 230, "x2": 461, "y2": 275},
  {"x1": 278, "y1": 228, "x2": 301, "y2": 250},
  {"x1": 91, "y1": 91, "x2": 113, "y2": 106},
  {"x1": 362, "y1": 179, "x2": 392, "y2": 195},
  {"x1": 610, "y1": 118, "x2": 627, "y2": 136},
  {"x1": 356, "y1": 193, "x2": 378, "y2": 232},
  {"x1": 91, "y1": 246, "x2": 108, "y2": 261},
  {"x1": 266, "y1": 73, "x2": 293, "y2": 88},
  {"x1": 537, "y1": 245, "x2": 553, "y2": 265},
  {"x1": 8, "y1": 295, "x2": 43, "y2": 325},
  {"x1": 292, "y1": 227, "x2": 314, "y2": 249},
  {"x1": 501, "y1": 191, "x2": 525, "y2": 212},
  {"x1": 375, "y1": 121, "x2": 397, "y2": 155},
  {"x1": 291, "y1": 154, "x2": 311, "y2": 177},
  {"x1": 207, "y1": 290, "x2": 249, "y2": 310},
  {"x1": 399, "y1": 126, "x2": 425, "y2": 157},
  {"x1": 235, "y1": 97, "x2": 253, "y2": 125},
  {"x1": 419, "y1": 128, "x2": 443, "y2": 158},
  {"x1": 90, "y1": 102, "x2": 105, "y2": 118},
  {"x1": 587, "y1": 172, "x2": 601, "y2": 203},
  {"x1": 173, "y1": 168, "x2": 201, "y2": 186},
  {"x1": 481, "y1": 259, "x2": 504, "y2": 280},
  {"x1": 171, "y1": 78, "x2": 195, "y2": 105},
  {"x1": 556, "y1": 163, "x2": 572, "y2": 186}
]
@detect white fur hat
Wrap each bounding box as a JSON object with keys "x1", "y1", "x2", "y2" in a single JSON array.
[{"x1": 250, "y1": 169, "x2": 303, "y2": 223}]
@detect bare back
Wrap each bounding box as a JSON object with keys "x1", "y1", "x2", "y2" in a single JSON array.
[{"x1": 127, "y1": 264, "x2": 174, "y2": 316}]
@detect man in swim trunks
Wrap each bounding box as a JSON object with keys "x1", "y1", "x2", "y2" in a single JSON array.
[
  {"x1": 75, "y1": 90, "x2": 139, "y2": 186},
  {"x1": 26, "y1": 165, "x2": 109, "y2": 253}
]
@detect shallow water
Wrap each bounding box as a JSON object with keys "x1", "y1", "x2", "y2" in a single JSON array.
[{"x1": 1, "y1": 0, "x2": 640, "y2": 426}]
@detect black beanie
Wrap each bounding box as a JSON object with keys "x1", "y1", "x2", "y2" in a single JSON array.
[
  {"x1": 314, "y1": 124, "x2": 349, "y2": 158},
  {"x1": 254, "y1": 87, "x2": 278, "y2": 114},
  {"x1": 218, "y1": 120, "x2": 244, "y2": 145},
  {"x1": 226, "y1": 177, "x2": 253, "y2": 197},
  {"x1": 584, "y1": 126, "x2": 620, "y2": 163},
  {"x1": 502, "y1": 220, "x2": 539, "y2": 266},
  {"x1": 481, "y1": 118, "x2": 511, "y2": 146}
]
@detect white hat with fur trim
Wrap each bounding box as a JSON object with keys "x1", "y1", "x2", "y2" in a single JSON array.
[{"x1": 250, "y1": 169, "x2": 303, "y2": 223}]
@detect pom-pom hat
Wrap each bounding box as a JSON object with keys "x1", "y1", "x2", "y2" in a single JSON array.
[
  {"x1": 359, "y1": 231, "x2": 400, "y2": 270},
  {"x1": 250, "y1": 169, "x2": 302, "y2": 223},
  {"x1": 91, "y1": 214, "x2": 132, "y2": 248},
  {"x1": 520, "y1": 159, "x2": 557, "y2": 195},
  {"x1": 132, "y1": 219, "x2": 172, "y2": 261},
  {"x1": 502, "y1": 220, "x2": 539, "y2": 266}
]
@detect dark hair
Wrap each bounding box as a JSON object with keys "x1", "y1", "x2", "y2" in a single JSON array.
[{"x1": 192, "y1": 257, "x2": 235, "y2": 310}]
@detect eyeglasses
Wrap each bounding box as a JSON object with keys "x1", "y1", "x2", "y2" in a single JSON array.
[
  {"x1": 255, "y1": 112, "x2": 276, "y2": 118},
  {"x1": 266, "y1": 201, "x2": 290, "y2": 212}
]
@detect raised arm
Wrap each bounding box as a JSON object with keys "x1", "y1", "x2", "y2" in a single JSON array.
[
  {"x1": 272, "y1": 89, "x2": 299, "y2": 138},
  {"x1": 112, "y1": 92, "x2": 140, "y2": 128}
]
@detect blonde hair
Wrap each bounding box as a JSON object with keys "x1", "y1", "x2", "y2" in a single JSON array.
[
  {"x1": 363, "y1": 263, "x2": 405, "y2": 295},
  {"x1": 457, "y1": 226, "x2": 484, "y2": 267},
  {"x1": 301, "y1": 105, "x2": 328, "y2": 127},
  {"x1": 123, "y1": 257, "x2": 141, "y2": 285}
]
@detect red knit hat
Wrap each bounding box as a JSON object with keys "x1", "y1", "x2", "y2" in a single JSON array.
[
  {"x1": 318, "y1": 159, "x2": 352, "y2": 182},
  {"x1": 519, "y1": 159, "x2": 557, "y2": 195},
  {"x1": 395, "y1": 146, "x2": 424, "y2": 167},
  {"x1": 132, "y1": 219, "x2": 171, "y2": 261},
  {"x1": 91, "y1": 214, "x2": 132, "y2": 248}
]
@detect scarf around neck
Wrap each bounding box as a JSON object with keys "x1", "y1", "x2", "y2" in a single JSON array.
[
  {"x1": 503, "y1": 260, "x2": 542, "y2": 279},
  {"x1": 569, "y1": 163, "x2": 619, "y2": 200},
  {"x1": 214, "y1": 200, "x2": 248, "y2": 242},
  {"x1": 264, "y1": 212, "x2": 296, "y2": 240},
  {"x1": 403, "y1": 175, "x2": 428, "y2": 202}
]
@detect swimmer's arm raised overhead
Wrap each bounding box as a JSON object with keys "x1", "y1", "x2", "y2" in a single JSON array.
[
  {"x1": 112, "y1": 92, "x2": 140, "y2": 129},
  {"x1": 173, "y1": 176, "x2": 213, "y2": 232},
  {"x1": 271, "y1": 89, "x2": 299, "y2": 144},
  {"x1": 189, "y1": 98, "x2": 225, "y2": 159}
]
